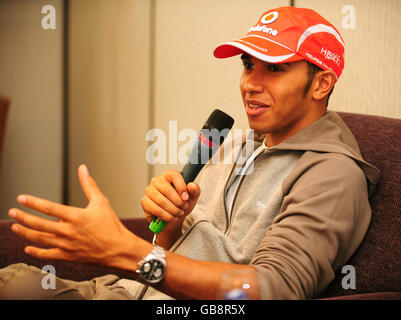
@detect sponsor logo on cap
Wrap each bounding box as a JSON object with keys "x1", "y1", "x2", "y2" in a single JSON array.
[
  {"x1": 248, "y1": 24, "x2": 278, "y2": 36},
  {"x1": 321, "y1": 47, "x2": 341, "y2": 66},
  {"x1": 305, "y1": 52, "x2": 330, "y2": 70},
  {"x1": 248, "y1": 11, "x2": 279, "y2": 36},
  {"x1": 261, "y1": 11, "x2": 278, "y2": 24}
]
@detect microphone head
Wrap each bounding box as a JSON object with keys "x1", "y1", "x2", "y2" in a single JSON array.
[
  {"x1": 203, "y1": 109, "x2": 234, "y2": 131},
  {"x1": 202, "y1": 109, "x2": 235, "y2": 145}
]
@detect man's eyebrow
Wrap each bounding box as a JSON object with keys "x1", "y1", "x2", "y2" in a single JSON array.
[{"x1": 241, "y1": 53, "x2": 251, "y2": 61}]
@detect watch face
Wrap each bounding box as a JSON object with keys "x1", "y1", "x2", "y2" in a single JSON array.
[{"x1": 140, "y1": 259, "x2": 165, "y2": 283}]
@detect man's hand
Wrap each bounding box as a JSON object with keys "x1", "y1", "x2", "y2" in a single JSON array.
[
  {"x1": 141, "y1": 170, "x2": 201, "y2": 248},
  {"x1": 8, "y1": 165, "x2": 145, "y2": 269},
  {"x1": 8, "y1": 166, "x2": 258, "y2": 299}
]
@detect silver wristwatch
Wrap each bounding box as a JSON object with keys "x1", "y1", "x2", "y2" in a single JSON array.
[{"x1": 136, "y1": 240, "x2": 166, "y2": 284}]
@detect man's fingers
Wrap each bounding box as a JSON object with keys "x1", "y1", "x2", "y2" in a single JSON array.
[
  {"x1": 11, "y1": 223, "x2": 70, "y2": 250},
  {"x1": 186, "y1": 182, "x2": 201, "y2": 212},
  {"x1": 149, "y1": 176, "x2": 188, "y2": 207},
  {"x1": 8, "y1": 208, "x2": 66, "y2": 236},
  {"x1": 162, "y1": 170, "x2": 189, "y2": 202},
  {"x1": 17, "y1": 194, "x2": 75, "y2": 221},
  {"x1": 187, "y1": 182, "x2": 201, "y2": 199},
  {"x1": 24, "y1": 246, "x2": 74, "y2": 261},
  {"x1": 78, "y1": 164, "x2": 105, "y2": 203},
  {"x1": 145, "y1": 185, "x2": 185, "y2": 217},
  {"x1": 141, "y1": 196, "x2": 180, "y2": 223}
]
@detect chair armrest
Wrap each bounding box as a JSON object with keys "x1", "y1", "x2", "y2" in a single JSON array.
[{"x1": 0, "y1": 218, "x2": 153, "y2": 281}]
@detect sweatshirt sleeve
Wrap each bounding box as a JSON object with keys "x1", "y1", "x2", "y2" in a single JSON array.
[{"x1": 250, "y1": 152, "x2": 372, "y2": 299}]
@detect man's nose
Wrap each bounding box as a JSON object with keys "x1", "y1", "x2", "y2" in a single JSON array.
[{"x1": 243, "y1": 71, "x2": 264, "y2": 93}]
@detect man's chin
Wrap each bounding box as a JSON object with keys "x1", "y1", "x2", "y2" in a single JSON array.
[
  {"x1": 247, "y1": 124, "x2": 268, "y2": 141},
  {"x1": 253, "y1": 132, "x2": 266, "y2": 142},
  {"x1": 248, "y1": 121, "x2": 268, "y2": 135}
]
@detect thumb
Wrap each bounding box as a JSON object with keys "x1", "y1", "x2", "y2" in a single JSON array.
[
  {"x1": 78, "y1": 164, "x2": 103, "y2": 202},
  {"x1": 185, "y1": 182, "x2": 201, "y2": 213}
]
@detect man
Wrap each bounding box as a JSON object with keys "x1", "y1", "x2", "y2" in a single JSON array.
[{"x1": 0, "y1": 7, "x2": 379, "y2": 299}]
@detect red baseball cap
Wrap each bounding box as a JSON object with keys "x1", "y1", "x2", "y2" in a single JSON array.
[{"x1": 214, "y1": 7, "x2": 345, "y2": 80}]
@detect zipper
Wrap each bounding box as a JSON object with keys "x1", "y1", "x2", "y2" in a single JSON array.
[
  {"x1": 222, "y1": 144, "x2": 245, "y2": 234},
  {"x1": 224, "y1": 175, "x2": 246, "y2": 236},
  {"x1": 224, "y1": 149, "x2": 266, "y2": 236}
]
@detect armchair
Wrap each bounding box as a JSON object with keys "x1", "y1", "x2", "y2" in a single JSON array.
[{"x1": 0, "y1": 112, "x2": 400, "y2": 299}]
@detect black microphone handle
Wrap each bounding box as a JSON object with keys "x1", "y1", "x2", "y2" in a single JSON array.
[
  {"x1": 149, "y1": 135, "x2": 211, "y2": 234},
  {"x1": 149, "y1": 109, "x2": 234, "y2": 234}
]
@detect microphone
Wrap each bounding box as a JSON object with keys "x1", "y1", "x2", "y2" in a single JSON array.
[{"x1": 149, "y1": 109, "x2": 235, "y2": 234}]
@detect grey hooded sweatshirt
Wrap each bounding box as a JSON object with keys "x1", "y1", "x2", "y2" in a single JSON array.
[{"x1": 120, "y1": 111, "x2": 380, "y2": 299}]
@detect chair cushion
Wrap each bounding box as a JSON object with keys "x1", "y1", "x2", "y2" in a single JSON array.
[{"x1": 320, "y1": 112, "x2": 401, "y2": 297}]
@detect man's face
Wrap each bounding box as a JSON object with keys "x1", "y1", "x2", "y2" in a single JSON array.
[{"x1": 240, "y1": 54, "x2": 315, "y2": 146}]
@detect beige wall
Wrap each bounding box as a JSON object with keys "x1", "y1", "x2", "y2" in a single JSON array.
[
  {"x1": 0, "y1": 0, "x2": 64, "y2": 219},
  {"x1": 296, "y1": 0, "x2": 401, "y2": 118},
  {"x1": 68, "y1": 0, "x2": 289, "y2": 218},
  {"x1": 68, "y1": 0, "x2": 151, "y2": 217},
  {"x1": 1, "y1": 1, "x2": 400, "y2": 220}
]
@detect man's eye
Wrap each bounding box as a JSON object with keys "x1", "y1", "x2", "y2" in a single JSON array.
[
  {"x1": 267, "y1": 64, "x2": 283, "y2": 72},
  {"x1": 243, "y1": 62, "x2": 254, "y2": 71}
]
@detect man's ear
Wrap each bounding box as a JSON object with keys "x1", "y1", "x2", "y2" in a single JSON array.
[{"x1": 312, "y1": 70, "x2": 336, "y2": 101}]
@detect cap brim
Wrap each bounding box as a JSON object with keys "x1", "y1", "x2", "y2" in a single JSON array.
[{"x1": 214, "y1": 36, "x2": 304, "y2": 64}]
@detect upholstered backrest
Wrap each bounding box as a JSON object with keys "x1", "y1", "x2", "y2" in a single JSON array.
[{"x1": 320, "y1": 112, "x2": 401, "y2": 297}]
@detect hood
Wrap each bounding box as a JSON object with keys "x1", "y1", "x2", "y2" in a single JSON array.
[{"x1": 267, "y1": 111, "x2": 380, "y2": 196}]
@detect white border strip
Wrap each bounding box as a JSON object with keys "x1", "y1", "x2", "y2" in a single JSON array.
[
  {"x1": 243, "y1": 35, "x2": 294, "y2": 52},
  {"x1": 224, "y1": 41, "x2": 296, "y2": 63},
  {"x1": 297, "y1": 24, "x2": 345, "y2": 51}
]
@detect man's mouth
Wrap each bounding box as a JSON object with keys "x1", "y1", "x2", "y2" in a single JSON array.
[
  {"x1": 246, "y1": 100, "x2": 271, "y2": 116},
  {"x1": 248, "y1": 103, "x2": 265, "y2": 109}
]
